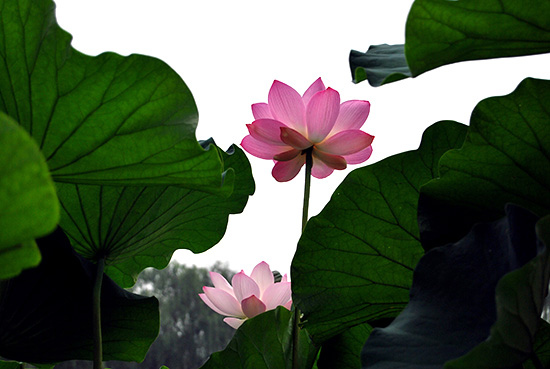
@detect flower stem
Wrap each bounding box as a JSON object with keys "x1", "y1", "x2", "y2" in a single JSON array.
[
  {"x1": 292, "y1": 149, "x2": 313, "y2": 369},
  {"x1": 93, "y1": 258, "x2": 105, "y2": 369},
  {"x1": 302, "y1": 148, "x2": 313, "y2": 233}
]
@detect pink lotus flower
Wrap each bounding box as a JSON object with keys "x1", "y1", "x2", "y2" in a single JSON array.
[
  {"x1": 199, "y1": 261, "x2": 292, "y2": 329},
  {"x1": 241, "y1": 78, "x2": 374, "y2": 181}
]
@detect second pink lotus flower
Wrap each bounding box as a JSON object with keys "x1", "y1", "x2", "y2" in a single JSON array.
[
  {"x1": 241, "y1": 78, "x2": 374, "y2": 181},
  {"x1": 199, "y1": 261, "x2": 292, "y2": 329}
]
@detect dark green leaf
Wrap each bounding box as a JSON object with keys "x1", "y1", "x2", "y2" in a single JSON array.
[
  {"x1": 351, "y1": 0, "x2": 550, "y2": 85},
  {"x1": 362, "y1": 205, "x2": 546, "y2": 369},
  {"x1": 444, "y1": 213, "x2": 550, "y2": 368},
  {"x1": 0, "y1": 0, "x2": 230, "y2": 193},
  {"x1": 419, "y1": 78, "x2": 550, "y2": 250},
  {"x1": 0, "y1": 112, "x2": 58, "y2": 279},
  {"x1": 200, "y1": 307, "x2": 317, "y2": 369},
  {"x1": 56, "y1": 144, "x2": 254, "y2": 287},
  {"x1": 291, "y1": 121, "x2": 467, "y2": 343},
  {"x1": 0, "y1": 228, "x2": 159, "y2": 364},
  {"x1": 406, "y1": 0, "x2": 550, "y2": 77},
  {"x1": 523, "y1": 321, "x2": 550, "y2": 369},
  {"x1": 0, "y1": 362, "x2": 22, "y2": 369},
  {"x1": 317, "y1": 324, "x2": 372, "y2": 369},
  {"x1": 349, "y1": 45, "x2": 411, "y2": 86},
  {"x1": 0, "y1": 240, "x2": 40, "y2": 281}
]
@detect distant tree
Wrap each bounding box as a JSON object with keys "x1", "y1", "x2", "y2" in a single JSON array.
[{"x1": 55, "y1": 261, "x2": 236, "y2": 369}]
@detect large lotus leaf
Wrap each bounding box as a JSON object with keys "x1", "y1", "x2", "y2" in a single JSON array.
[
  {"x1": 0, "y1": 240, "x2": 41, "y2": 281},
  {"x1": 0, "y1": 228, "x2": 159, "y2": 364},
  {"x1": 200, "y1": 307, "x2": 318, "y2": 369},
  {"x1": 57, "y1": 143, "x2": 254, "y2": 287},
  {"x1": 361, "y1": 205, "x2": 548, "y2": 369},
  {"x1": 445, "y1": 214, "x2": 550, "y2": 368},
  {"x1": 0, "y1": 363, "x2": 22, "y2": 369},
  {"x1": 349, "y1": 45, "x2": 410, "y2": 86},
  {"x1": 0, "y1": 0, "x2": 231, "y2": 194},
  {"x1": 0, "y1": 112, "x2": 58, "y2": 279},
  {"x1": 351, "y1": 0, "x2": 550, "y2": 85},
  {"x1": 524, "y1": 321, "x2": 550, "y2": 369},
  {"x1": 291, "y1": 120, "x2": 467, "y2": 343},
  {"x1": 317, "y1": 324, "x2": 372, "y2": 369},
  {"x1": 419, "y1": 78, "x2": 550, "y2": 250}
]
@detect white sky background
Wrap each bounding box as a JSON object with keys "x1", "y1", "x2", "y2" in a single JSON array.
[{"x1": 55, "y1": 0, "x2": 550, "y2": 276}]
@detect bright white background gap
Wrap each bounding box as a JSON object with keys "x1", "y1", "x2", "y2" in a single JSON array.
[{"x1": 55, "y1": 0, "x2": 550, "y2": 276}]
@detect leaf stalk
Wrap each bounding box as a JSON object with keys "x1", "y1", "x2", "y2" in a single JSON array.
[{"x1": 93, "y1": 258, "x2": 105, "y2": 369}]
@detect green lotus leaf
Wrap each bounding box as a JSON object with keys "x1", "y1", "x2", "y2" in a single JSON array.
[
  {"x1": 0, "y1": 228, "x2": 159, "y2": 364},
  {"x1": 57, "y1": 144, "x2": 254, "y2": 287},
  {"x1": 0, "y1": 362, "x2": 23, "y2": 369},
  {"x1": 351, "y1": 0, "x2": 550, "y2": 86},
  {"x1": 445, "y1": 214, "x2": 550, "y2": 368},
  {"x1": 362, "y1": 205, "x2": 547, "y2": 369},
  {"x1": 419, "y1": 78, "x2": 550, "y2": 250},
  {"x1": 406, "y1": 0, "x2": 550, "y2": 77},
  {"x1": 0, "y1": 0, "x2": 231, "y2": 194},
  {"x1": 523, "y1": 321, "x2": 550, "y2": 369},
  {"x1": 200, "y1": 307, "x2": 317, "y2": 369},
  {"x1": 0, "y1": 240, "x2": 41, "y2": 281},
  {"x1": 317, "y1": 324, "x2": 372, "y2": 369},
  {"x1": 0, "y1": 112, "x2": 58, "y2": 279},
  {"x1": 291, "y1": 120, "x2": 467, "y2": 343},
  {"x1": 349, "y1": 45, "x2": 410, "y2": 85}
]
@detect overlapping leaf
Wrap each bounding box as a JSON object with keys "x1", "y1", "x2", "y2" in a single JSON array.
[
  {"x1": 317, "y1": 324, "x2": 372, "y2": 369},
  {"x1": 291, "y1": 121, "x2": 467, "y2": 343},
  {"x1": 200, "y1": 307, "x2": 318, "y2": 369},
  {"x1": 0, "y1": 0, "x2": 230, "y2": 193},
  {"x1": 0, "y1": 112, "x2": 58, "y2": 279},
  {"x1": 0, "y1": 362, "x2": 22, "y2": 369},
  {"x1": 0, "y1": 228, "x2": 159, "y2": 364},
  {"x1": 57, "y1": 143, "x2": 254, "y2": 287},
  {"x1": 445, "y1": 214, "x2": 550, "y2": 368},
  {"x1": 349, "y1": 45, "x2": 410, "y2": 86},
  {"x1": 524, "y1": 321, "x2": 550, "y2": 369},
  {"x1": 419, "y1": 78, "x2": 550, "y2": 250},
  {"x1": 351, "y1": 0, "x2": 550, "y2": 85},
  {"x1": 361, "y1": 206, "x2": 549, "y2": 369},
  {"x1": 0, "y1": 0, "x2": 255, "y2": 286}
]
